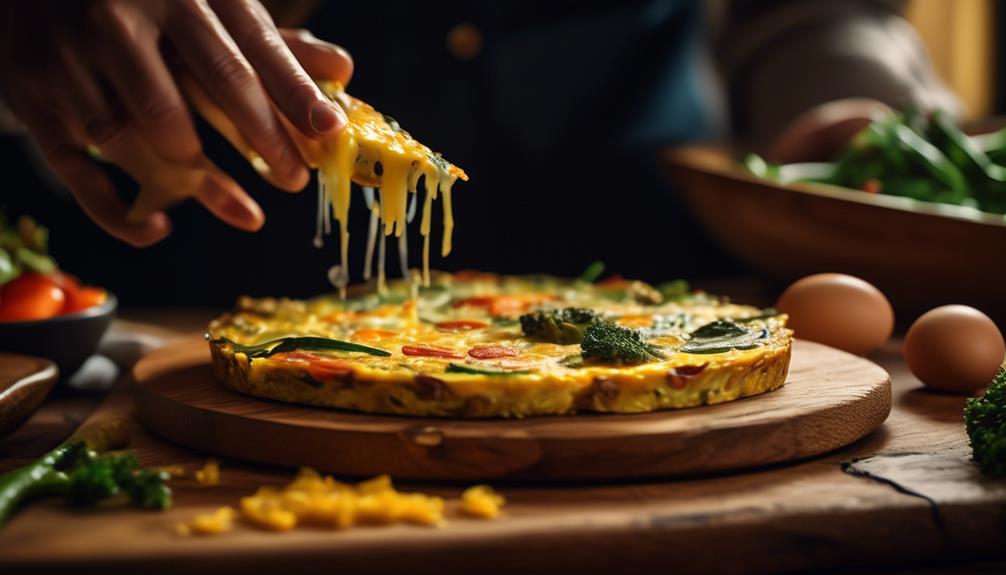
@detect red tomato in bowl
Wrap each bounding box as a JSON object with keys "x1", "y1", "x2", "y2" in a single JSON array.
[
  {"x1": 50, "y1": 271, "x2": 81, "y2": 300},
  {"x1": 62, "y1": 286, "x2": 108, "y2": 315},
  {"x1": 0, "y1": 273, "x2": 66, "y2": 322}
]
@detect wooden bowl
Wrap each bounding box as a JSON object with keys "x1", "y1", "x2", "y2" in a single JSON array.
[
  {"x1": 663, "y1": 146, "x2": 1006, "y2": 323},
  {"x1": 0, "y1": 354, "x2": 58, "y2": 437},
  {"x1": 0, "y1": 294, "x2": 117, "y2": 379}
]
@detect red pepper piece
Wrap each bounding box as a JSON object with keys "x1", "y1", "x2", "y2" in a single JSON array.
[
  {"x1": 402, "y1": 344, "x2": 465, "y2": 359},
  {"x1": 468, "y1": 345, "x2": 520, "y2": 359}
]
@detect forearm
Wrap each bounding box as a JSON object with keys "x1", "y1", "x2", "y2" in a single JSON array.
[{"x1": 721, "y1": 0, "x2": 960, "y2": 151}]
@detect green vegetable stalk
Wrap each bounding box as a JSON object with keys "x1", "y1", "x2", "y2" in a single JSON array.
[
  {"x1": 964, "y1": 367, "x2": 1006, "y2": 477},
  {"x1": 0, "y1": 419, "x2": 171, "y2": 527},
  {"x1": 221, "y1": 335, "x2": 391, "y2": 358},
  {"x1": 743, "y1": 110, "x2": 1006, "y2": 214}
]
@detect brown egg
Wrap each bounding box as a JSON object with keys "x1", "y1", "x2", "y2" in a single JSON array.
[
  {"x1": 776, "y1": 273, "x2": 894, "y2": 355},
  {"x1": 904, "y1": 305, "x2": 1005, "y2": 393}
]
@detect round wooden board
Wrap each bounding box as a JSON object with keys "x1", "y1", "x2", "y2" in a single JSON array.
[{"x1": 133, "y1": 337, "x2": 891, "y2": 481}]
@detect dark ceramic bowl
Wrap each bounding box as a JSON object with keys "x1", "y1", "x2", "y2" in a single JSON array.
[{"x1": 0, "y1": 294, "x2": 117, "y2": 379}]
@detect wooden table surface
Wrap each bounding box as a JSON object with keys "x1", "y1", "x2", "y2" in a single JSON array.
[{"x1": 1, "y1": 309, "x2": 1004, "y2": 575}]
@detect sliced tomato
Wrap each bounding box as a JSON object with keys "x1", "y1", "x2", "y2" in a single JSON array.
[
  {"x1": 307, "y1": 358, "x2": 354, "y2": 382},
  {"x1": 402, "y1": 344, "x2": 464, "y2": 359},
  {"x1": 435, "y1": 319, "x2": 488, "y2": 332},
  {"x1": 454, "y1": 294, "x2": 556, "y2": 317},
  {"x1": 270, "y1": 351, "x2": 318, "y2": 363},
  {"x1": 0, "y1": 273, "x2": 66, "y2": 322},
  {"x1": 452, "y1": 296, "x2": 497, "y2": 309},
  {"x1": 468, "y1": 345, "x2": 519, "y2": 359},
  {"x1": 270, "y1": 352, "x2": 353, "y2": 382},
  {"x1": 62, "y1": 286, "x2": 107, "y2": 314}
]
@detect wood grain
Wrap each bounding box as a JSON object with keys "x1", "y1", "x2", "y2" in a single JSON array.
[
  {"x1": 0, "y1": 354, "x2": 58, "y2": 438},
  {"x1": 132, "y1": 337, "x2": 891, "y2": 480}
]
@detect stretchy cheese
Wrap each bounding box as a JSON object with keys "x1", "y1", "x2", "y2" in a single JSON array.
[{"x1": 127, "y1": 75, "x2": 466, "y2": 298}]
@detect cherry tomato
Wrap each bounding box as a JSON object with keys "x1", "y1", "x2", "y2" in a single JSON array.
[
  {"x1": 0, "y1": 273, "x2": 66, "y2": 322},
  {"x1": 49, "y1": 271, "x2": 81, "y2": 299},
  {"x1": 62, "y1": 286, "x2": 108, "y2": 315}
]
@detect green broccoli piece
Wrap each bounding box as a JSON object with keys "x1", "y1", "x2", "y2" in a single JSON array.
[
  {"x1": 964, "y1": 367, "x2": 1006, "y2": 477},
  {"x1": 0, "y1": 420, "x2": 171, "y2": 526},
  {"x1": 520, "y1": 308, "x2": 600, "y2": 344},
  {"x1": 581, "y1": 322, "x2": 664, "y2": 365}
]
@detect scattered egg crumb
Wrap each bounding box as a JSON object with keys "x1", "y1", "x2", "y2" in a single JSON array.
[
  {"x1": 159, "y1": 465, "x2": 186, "y2": 478},
  {"x1": 239, "y1": 469, "x2": 445, "y2": 531},
  {"x1": 176, "y1": 506, "x2": 235, "y2": 536},
  {"x1": 460, "y1": 485, "x2": 505, "y2": 519},
  {"x1": 176, "y1": 468, "x2": 505, "y2": 536},
  {"x1": 194, "y1": 459, "x2": 220, "y2": 486}
]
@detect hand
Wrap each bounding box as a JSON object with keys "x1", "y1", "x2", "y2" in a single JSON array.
[
  {"x1": 0, "y1": 0, "x2": 354, "y2": 246},
  {"x1": 766, "y1": 98, "x2": 892, "y2": 164}
]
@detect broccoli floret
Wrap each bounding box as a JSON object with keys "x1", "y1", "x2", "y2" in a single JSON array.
[
  {"x1": 68, "y1": 452, "x2": 171, "y2": 510},
  {"x1": 581, "y1": 322, "x2": 664, "y2": 365},
  {"x1": 520, "y1": 308, "x2": 600, "y2": 344},
  {"x1": 964, "y1": 367, "x2": 1006, "y2": 477},
  {"x1": 0, "y1": 421, "x2": 172, "y2": 526}
]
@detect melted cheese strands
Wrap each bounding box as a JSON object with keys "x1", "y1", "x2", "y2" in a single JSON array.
[
  {"x1": 133, "y1": 74, "x2": 466, "y2": 298},
  {"x1": 307, "y1": 83, "x2": 466, "y2": 296}
]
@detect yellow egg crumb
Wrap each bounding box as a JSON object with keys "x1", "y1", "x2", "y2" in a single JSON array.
[
  {"x1": 176, "y1": 506, "x2": 236, "y2": 536},
  {"x1": 194, "y1": 459, "x2": 220, "y2": 486},
  {"x1": 237, "y1": 469, "x2": 445, "y2": 531},
  {"x1": 460, "y1": 485, "x2": 505, "y2": 519},
  {"x1": 171, "y1": 467, "x2": 505, "y2": 536},
  {"x1": 159, "y1": 465, "x2": 186, "y2": 478}
]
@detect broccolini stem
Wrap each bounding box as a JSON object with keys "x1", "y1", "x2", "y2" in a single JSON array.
[{"x1": 0, "y1": 443, "x2": 76, "y2": 525}]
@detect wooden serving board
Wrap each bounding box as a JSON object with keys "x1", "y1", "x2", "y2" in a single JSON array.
[{"x1": 133, "y1": 337, "x2": 891, "y2": 481}]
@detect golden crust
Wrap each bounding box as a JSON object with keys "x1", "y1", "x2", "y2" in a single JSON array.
[
  {"x1": 210, "y1": 338, "x2": 791, "y2": 418},
  {"x1": 207, "y1": 273, "x2": 793, "y2": 419}
]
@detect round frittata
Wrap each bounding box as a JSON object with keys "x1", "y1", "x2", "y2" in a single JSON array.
[{"x1": 208, "y1": 272, "x2": 793, "y2": 418}]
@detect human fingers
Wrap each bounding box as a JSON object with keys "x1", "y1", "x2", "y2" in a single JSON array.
[
  {"x1": 166, "y1": 0, "x2": 309, "y2": 191},
  {"x1": 278, "y1": 28, "x2": 354, "y2": 88},
  {"x1": 193, "y1": 166, "x2": 266, "y2": 231},
  {"x1": 85, "y1": 0, "x2": 202, "y2": 163},
  {"x1": 15, "y1": 98, "x2": 171, "y2": 247},
  {"x1": 210, "y1": 0, "x2": 347, "y2": 137}
]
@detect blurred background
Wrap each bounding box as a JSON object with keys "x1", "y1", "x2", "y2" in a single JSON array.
[{"x1": 0, "y1": 0, "x2": 1001, "y2": 307}]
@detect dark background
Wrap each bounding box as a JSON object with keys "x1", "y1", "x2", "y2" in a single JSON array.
[{"x1": 2, "y1": 0, "x2": 1002, "y2": 307}]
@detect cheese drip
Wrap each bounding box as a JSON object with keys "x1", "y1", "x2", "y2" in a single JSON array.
[
  {"x1": 173, "y1": 74, "x2": 466, "y2": 295},
  {"x1": 308, "y1": 83, "x2": 467, "y2": 294}
]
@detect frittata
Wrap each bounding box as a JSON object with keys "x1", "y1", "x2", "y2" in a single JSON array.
[{"x1": 208, "y1": 272, "x2": 792, "y2": 418}]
